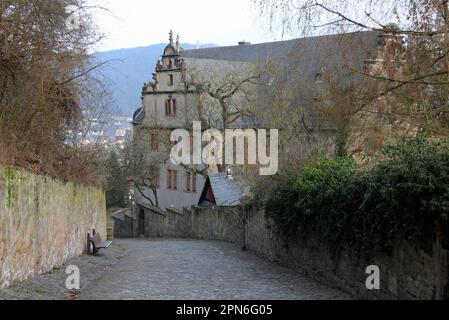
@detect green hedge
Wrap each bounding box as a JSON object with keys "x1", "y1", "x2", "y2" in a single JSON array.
[{"x1": 265, "y1": 137, "x2": 449, "y2": 254}]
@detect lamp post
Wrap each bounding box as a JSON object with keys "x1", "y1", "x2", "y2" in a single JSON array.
[
  {"x1": 242, "y1": 194, "x2": 247, "y2": 252},
  {"x1": 241, "y1": 166, "x2": 247, "y2": 252}
]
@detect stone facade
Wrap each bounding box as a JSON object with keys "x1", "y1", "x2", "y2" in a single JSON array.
[
  {"x1": 140, "y1": 205, "x2": 449, "y2": 300},
  {"x1": 0, "y1": 167, "x2": 106, "y2": 290},
  {"x1": 132, "y1": 31, "x2": 207, "y2": 212}
]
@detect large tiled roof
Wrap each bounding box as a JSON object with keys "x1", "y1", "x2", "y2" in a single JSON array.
[
  {"x1": 181, "y1": 31, "x2": 380, "y2": 78},
  {"x1": 181, "y1": 31, "x2": 381, "y2": 132},
  {"x1": 181, "y1": 39, "x2": 299, "y2": 62}
]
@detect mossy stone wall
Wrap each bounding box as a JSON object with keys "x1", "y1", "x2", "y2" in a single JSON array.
[{"x1": 0, "y1": 167, "x2": 106, "y2": 289}]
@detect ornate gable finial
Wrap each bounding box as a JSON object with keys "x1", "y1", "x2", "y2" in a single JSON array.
[
  {"x1": 176, "y1": 34, "x2": 180, "y2": 51},
  {"x1": 169, "y1": 30, "x2": 174, "y2": 45}
]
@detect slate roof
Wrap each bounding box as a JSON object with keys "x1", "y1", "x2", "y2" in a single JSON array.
[
  {"x1": 181, "y1": 39, "x2": 298, "y2": 62},
  {"x1": 207, "y1": 173, "x2": 245, "y2": 206},
  {"x1": 181, "y1": 31, "x2": 380, "y2": 79},
  {"x1": 181, "y1": 31, "x2": 381, "y2": 132},
  {"x1": 132, "y1": 107, "x2": 145, "y2": 126}
]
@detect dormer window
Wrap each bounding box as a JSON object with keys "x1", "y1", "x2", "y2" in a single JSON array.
[
  {"x1": 168, "y1": 74, "x2": 174, "y2": 87},
  {"x1": 165, "y1": 98, "x2": 177, "y2": 117}
]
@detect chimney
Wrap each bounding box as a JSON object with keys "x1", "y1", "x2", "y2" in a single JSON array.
[
  {"x1": 377, "y1": 23, "x2": 402, "y2": 45},
  {"x1": 383, "y1": 23, "x2": 400, "y2": 33}
]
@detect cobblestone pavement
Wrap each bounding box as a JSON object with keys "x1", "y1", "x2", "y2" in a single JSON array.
[
  {"x1": 0, "y1": 244, "x2": 127, "y2": 300},
  {"x1": 79, "y1": 239, "x2": 349, "y2": 300}
]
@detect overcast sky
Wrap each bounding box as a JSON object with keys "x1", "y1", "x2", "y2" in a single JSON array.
[{"x1": 93, "y1": 0, "x2": 287, "y2": 52}]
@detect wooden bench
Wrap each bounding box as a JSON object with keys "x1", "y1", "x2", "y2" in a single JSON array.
[{"x1": 88, "y1": 229, "x2": 112, "y2": 255}]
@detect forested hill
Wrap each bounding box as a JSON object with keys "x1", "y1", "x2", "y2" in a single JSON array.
[{"x1": 95, "y1": 43, "x2": 217, "y2": 116}]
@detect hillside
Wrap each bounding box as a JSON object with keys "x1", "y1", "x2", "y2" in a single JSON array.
[{"x1": 95, "y1": 43, "x2": 217, "y2": 116}]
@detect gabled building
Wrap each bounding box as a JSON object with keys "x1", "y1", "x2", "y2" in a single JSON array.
[
  {"x1": 132, "y1": 31, "x2": 207, "y2": 212},
  {"x1": 132, "y1": 27, "x2": 403, "y2": 218},
  {"x1": 199, "y1": 172, "x2": 248, "y2": 207}
]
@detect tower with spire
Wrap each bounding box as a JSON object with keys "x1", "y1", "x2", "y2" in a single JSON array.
[
  {"x1": 132, "y1": 30, "x2": 204, "y2": 212},
  {"x1": 147, "y1": 30, "x2": 186, "y2": 93}
]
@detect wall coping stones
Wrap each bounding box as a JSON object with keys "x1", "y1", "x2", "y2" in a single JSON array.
[
  {"x1": 167, "y1": 208, "x2": 183, "y2": 215},
  {"x1": 140, "y1": 203, "x2": 167, "y2": 216}
]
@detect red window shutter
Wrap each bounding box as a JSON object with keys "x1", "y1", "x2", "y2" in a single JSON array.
[
  {"x1": 165, "y1": 100, "x2": 170, "y2": 116},
  {"x1": 173, "y1": 171, "x2": 178, "y2": 190},
  {"x1": 192, "y1": 174, "x2": 197, "y2": 193},
  {"x1": 166, "y1": 170, "x2": 171, "y2": 189},
  {"x1": 172, "y1": 99, "x2": 177, "y2": 116},
  {"x1": 188, "y1": 173, "x2": 193, "y2": 192}
]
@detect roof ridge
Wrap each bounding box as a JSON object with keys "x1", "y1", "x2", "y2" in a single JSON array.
[{"x1": 182, "y1": 30, "x2": 379, "y2": 54}]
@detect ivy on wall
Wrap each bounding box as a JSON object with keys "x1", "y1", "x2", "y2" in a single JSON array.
[{"x1": 265, "y1": 137, "x2": 449, "y2": 256}]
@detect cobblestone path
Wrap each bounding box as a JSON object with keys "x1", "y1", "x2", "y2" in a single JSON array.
[
  {"x1": 80, "y1": 239, "x2": 349, "y2": 300},
  {"x1": 0, "y1": 244, "x2": 127, "y2": 300}
]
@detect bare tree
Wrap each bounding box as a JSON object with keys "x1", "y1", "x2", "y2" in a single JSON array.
[
  {"x1": 127, "y1": 128, "x2": 173, "y2": 208},
  {"x1": 184, "y1": 61, "x2": 261, "y2": 130},
  {"x1": 254, "y1": 0, "x2": 449, "y2": 160},
  {"x1": 0, "y1": 0, "x2": 112, "y2": 184}
]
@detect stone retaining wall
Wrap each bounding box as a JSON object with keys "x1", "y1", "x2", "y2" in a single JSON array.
[
  {"x1": 139, "y1": 203, "x2": 449, "y2": 299},
  {"x1": 0, "y1": 167, "x2": 106, "y2": 290}
]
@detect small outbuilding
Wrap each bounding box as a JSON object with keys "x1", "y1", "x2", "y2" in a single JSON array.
[{"x1": 198, "y1": 172, "x2": 247, "y2": 207}]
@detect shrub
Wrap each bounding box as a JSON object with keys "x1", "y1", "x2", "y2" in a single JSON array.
[
  {"x1": 266, "y1": 156, "x2": 363, "y2": 245},
  {"x1": 265, "y1": 169, "x2": 301, "y2": 236},
  {"x1": 294, "y1": 156, "x2": 362, "y2": 243},
  {"x1": 359, "y1": 137, "x2": 449, "y2": 250},
  {"x1": 266, "y1": 137, "x2": 449, "y2": 255}
]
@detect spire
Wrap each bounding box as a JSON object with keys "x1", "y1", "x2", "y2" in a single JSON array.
[
  {"x1": 176, "y1": 34, "x2": 180, "y2": 52},
  {"x1": 163, "y1": 30, "x2": 179, "y2": 57},
  {"x1": 169, "y1": 30, "x2": 174, "y2": 45}
]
